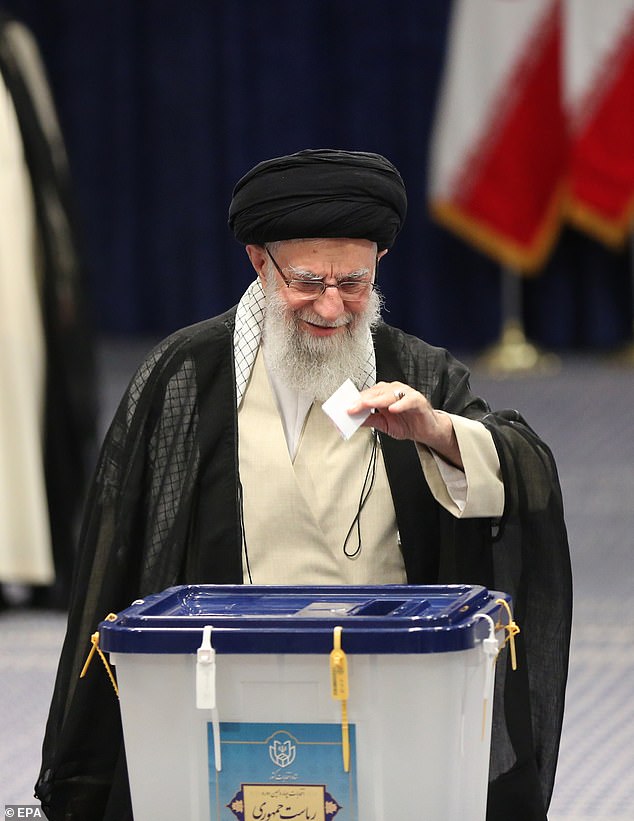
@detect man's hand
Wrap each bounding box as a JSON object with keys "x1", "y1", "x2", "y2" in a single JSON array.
[{"x1": 348, "y1": 381, "x2": 463, "y2": 469}]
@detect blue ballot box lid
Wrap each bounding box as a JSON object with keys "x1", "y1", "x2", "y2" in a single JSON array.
[{"x1": 99, "y1": 584, "x2": 511, "y2": 655}]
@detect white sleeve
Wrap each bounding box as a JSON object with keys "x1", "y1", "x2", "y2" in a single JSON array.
[{"x1": 416, "y1": 413, "x2": 505, "y2": 518}]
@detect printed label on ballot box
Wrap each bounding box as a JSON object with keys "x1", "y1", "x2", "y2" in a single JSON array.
[{"x1": 207, "y1": 722, "x2": 357, "y2": 820}]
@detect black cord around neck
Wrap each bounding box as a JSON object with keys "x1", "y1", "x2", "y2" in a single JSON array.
[
  {"x1": 239, "y1": 430, "x2": 379, "y2": 579},
  {"x1": 342, "y1": 430, "x2": 379, "y2": 559}
]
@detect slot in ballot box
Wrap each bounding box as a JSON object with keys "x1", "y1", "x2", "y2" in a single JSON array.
[{"x1": 99, "y1": 584, "x2": 512, "y2": 821}]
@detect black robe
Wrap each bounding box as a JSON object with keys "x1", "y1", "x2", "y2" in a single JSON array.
[{"x1": 36, "y1": 310, "x2": 571, "y2": 821}]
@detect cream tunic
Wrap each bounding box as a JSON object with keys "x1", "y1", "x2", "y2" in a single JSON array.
[
  {"x1": 239, "y1": 350, "x2": 406, "y2": 585},
  {"x1": 0, "y1": 71, "x2": 53, "y2": 583}
]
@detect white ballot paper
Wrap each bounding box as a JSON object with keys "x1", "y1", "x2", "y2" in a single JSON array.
[{"x1": 321, "y1": 378, "x2": 371, "y2": 440}]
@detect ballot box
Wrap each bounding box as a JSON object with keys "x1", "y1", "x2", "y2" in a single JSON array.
[{"x1": 99, "y1": 584, "x2": 513, "y2": 821}]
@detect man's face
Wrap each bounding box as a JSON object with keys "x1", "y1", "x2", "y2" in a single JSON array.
[
  {"x1": 248, "y1": 238, "x2": 385, "y2": 400},
  {"x1": 260, "y1": 238, "x2": 381, "y2": 337}
]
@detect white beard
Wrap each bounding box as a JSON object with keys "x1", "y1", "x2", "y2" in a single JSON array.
[{"x1": 262, "y1": 277, "x2": 381, "y2": 402}]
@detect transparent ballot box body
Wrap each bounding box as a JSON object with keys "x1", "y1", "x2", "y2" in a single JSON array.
[{"x1": 99, "y1": 584, "x2": 510, "y2": 821}]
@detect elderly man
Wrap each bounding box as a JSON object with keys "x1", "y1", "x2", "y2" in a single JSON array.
[{"x1": 37, "y1": 150, "x2": 571, "y2": 821}]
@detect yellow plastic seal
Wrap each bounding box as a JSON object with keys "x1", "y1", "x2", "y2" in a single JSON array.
[
  {"x1": 495, "y1": 598, "x2": 520, "y2": 671},
  {"x1": 79, "y1": 613, "x2": 119, "y2": 697},
  {"x1": 330, "y1": 626, "x2": 350, "y2": 772}
]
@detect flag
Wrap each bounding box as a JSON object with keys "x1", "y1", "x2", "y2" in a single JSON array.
[
  {"x1": 564, "y1": 0, "x2": 634, "y2": 247},
  {"x1": 428, "y1": 0, "x2": 568, "y2": 273}
]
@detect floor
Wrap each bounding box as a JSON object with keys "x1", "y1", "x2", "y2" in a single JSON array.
[{"x1": 1, "y1": 338, "x2": 633, "y2": 819}]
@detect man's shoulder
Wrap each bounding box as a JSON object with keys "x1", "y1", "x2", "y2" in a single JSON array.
[
  {"x1": 145, "y1": 308, "x2": 236, "y2": 365},
  {"x1": 374, "y1": 321, "x2": 471, "y2": 398},
  {"x1": 374, "y1": 321, "x2": 451, "y2": 363},
  {"x1": 123, "y1": 308, "x2": 237, "y2": 398},
  {"x1": 164, "y1": 307, "x2": 237, "y2": 349}
]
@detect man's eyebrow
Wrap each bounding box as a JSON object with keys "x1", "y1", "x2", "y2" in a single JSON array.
[
  {"x1": 286, "y1": 265, "x2": 372, "y2": 280},
  {"x1": 286, "y1": 265, "x2": 322, "y2": 280},
  {"x1": 342, "y1": 267, "x2": 372, "y2": 280}
]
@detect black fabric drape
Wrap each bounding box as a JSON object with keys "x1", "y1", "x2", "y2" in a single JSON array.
[{"x1": 2, "y1": 0, "x2": 631, "y2": 350}]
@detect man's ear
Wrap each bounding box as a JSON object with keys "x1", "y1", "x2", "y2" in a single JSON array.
[
  {"x1": 375, "y1": 248, "x2": 388, "y2": 280},
  {"x1": 245, "y1": 245, "x2": 268, "y2": 284}
]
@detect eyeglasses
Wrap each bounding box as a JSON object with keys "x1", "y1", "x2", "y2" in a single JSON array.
[{"x1": 265, "y1": 247, "x2": 376, "y2": 302}]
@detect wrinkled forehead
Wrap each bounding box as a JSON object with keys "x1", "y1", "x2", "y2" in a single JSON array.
[{"x1": 272, "y1": 238, "x2": 378, "y2": 273}]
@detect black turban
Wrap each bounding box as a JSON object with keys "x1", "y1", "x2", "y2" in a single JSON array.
[{"x1": 228, "y1": 148, "x2": 407, "y2": 249}]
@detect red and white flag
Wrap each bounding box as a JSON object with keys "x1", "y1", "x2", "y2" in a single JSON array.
[
  {"x1": 428, "y1": 0, "x2": 568, "y2": 273},
  {"x1": 564, "y1": 0, "x2": 634, "y2": 247}
]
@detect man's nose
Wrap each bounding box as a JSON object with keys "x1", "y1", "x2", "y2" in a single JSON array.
[{"x1": 312, "y1": 285, "x2": 346, "y2": 320}]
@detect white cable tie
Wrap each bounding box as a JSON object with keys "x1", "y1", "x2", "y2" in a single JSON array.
[
  {"x1": 196, "y1": 625, "x2": 221, "y2": 770},
  {"x1": 473, "y1": 613, "x2": 498, "y2": 741}
]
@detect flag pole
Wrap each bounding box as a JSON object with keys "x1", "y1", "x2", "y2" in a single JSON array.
[{"x1": 475, "y1": 266, "x2": 559, "y2": 376}]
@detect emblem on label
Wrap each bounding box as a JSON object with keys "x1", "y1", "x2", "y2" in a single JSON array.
[{"x1": 270, "y1": 736, "x2": 296, "y2": 769}]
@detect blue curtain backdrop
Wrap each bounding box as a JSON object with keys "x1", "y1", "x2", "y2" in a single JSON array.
[{"x1": 4, "y1": 0, "x2": 631, "y2": 351}]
